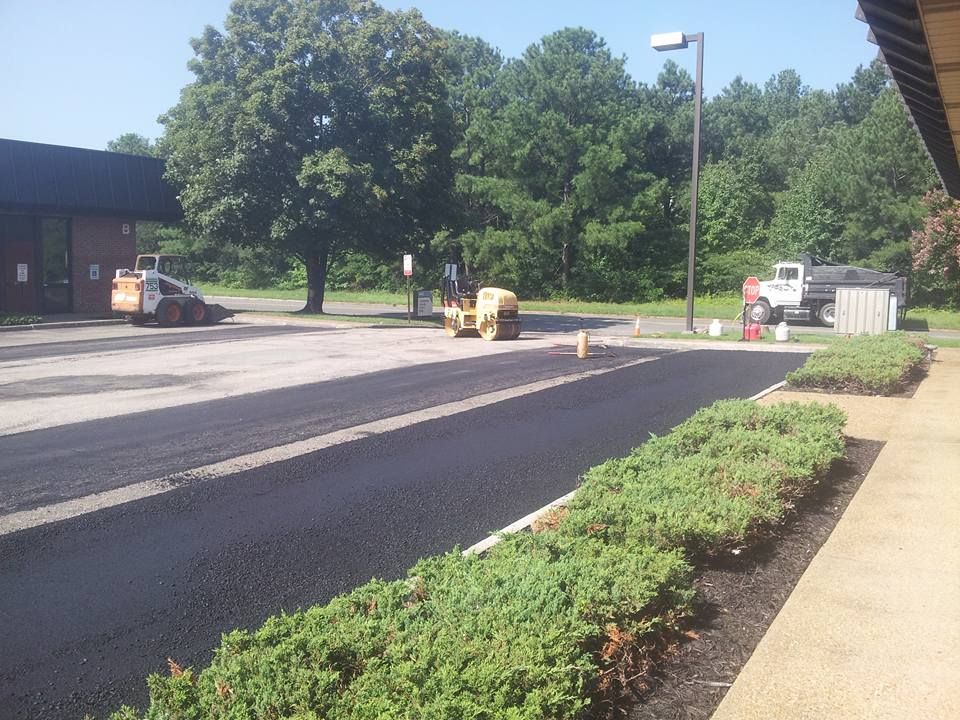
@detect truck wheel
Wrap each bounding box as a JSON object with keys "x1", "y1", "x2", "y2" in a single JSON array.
[
  {"x1": 749, "y1": 300, "x2": 771, "y2": 324},
  {"x1": 156, "y1": 298, "x2": 183, "y2": 327},
  {"x1": 818, "y1": 302, "x2": 837, "y2": 327},
  {"x1": 185, "y1": 299, "x2": 210, "y2": 325}
]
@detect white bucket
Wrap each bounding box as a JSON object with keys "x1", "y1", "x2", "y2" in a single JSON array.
[
  {"x1": 708, "y1": 319, "x2": 723, "y2": 337},
  {"x1": 775, "y1": 322, "x2": 790, "y2": 342}
]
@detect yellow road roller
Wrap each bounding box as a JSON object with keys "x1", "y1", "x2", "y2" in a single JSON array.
[{"x1": 441, "y1": 263, "x2": 521, "y2": 340}]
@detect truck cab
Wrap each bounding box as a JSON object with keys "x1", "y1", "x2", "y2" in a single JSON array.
[{"x1": 751, "y1": 259, "x2": 834, "y2": 326}]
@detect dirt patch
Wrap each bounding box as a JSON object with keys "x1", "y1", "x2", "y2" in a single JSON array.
[{"x1": 624, "y1": 437, "x2": 883, "y2": 720}]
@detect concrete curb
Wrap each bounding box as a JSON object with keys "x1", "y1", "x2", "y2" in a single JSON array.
[
  {"x1": 462, "y1": 377, "x2": 793, "y2": 557},
  {"x1": 0, "y1": 319, "x2": 124, "y2": 333}
]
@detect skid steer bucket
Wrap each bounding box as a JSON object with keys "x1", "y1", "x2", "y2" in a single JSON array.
[{"x1": 207, "y1": 304, "x2": 235, "y2": 323}]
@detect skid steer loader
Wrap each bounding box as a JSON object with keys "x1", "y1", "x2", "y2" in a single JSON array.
[
  {"x1": 111, "y1": 254, "x2": 233, "y2": 327},
  {"x1": 442, "y1": 263, "x2": 521, "y2": 340}
]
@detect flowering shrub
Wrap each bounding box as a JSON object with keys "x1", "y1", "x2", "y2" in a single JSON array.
[{"x1": 912, "y1": 190, "x2": 960, "y2": 307}]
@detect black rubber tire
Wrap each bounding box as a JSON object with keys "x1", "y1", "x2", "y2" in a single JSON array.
[
  {"x1": 749, "y1": 299, "x2": 772, "y2": 324},
  {"x1": 818, "y1": 302, "x2": 837, "y2": 328},
  {"x1": 156, "y1": 298, "x2": 183, "y2": 327},
  {"x1": 185, "y1": 299, "x2": 210, "y2": 325}
]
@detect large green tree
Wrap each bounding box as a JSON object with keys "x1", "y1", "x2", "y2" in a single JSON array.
[
  {"x1": 106, "y1": 132, "x2": 158, "y2": 156},
  {"x1": 455, "y1": 28, "x2": 666, "y2": 299},
  {"x1": 161, "y1": 0, "x2": 455, "y2": 312},
  {"x1": 788, "y1": 89, "x2": 935, "y2": 262}
]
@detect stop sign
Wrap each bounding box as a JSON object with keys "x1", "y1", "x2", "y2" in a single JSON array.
[{"x1": 742, "y1": 276, "x2": 761, "y2": 304}]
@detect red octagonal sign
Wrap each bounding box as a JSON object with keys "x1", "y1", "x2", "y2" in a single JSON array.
[{"x1": 742, "y1": 276, "x2": 761, "y2": 305}]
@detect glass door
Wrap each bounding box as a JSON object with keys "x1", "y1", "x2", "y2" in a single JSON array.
[{"x1": 41, "y1": 218, "x2": 71, "y2": 314}]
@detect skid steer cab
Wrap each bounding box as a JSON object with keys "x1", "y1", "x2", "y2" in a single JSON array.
[
  {"x1": 111, "y1": 254, "x2": 233, "y2": 327},
  {"x1": 441, "y1": 263, "x2": 521, "y2": 341}
]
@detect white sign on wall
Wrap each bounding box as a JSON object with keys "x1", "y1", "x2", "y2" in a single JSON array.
[
  {"x1": 89, "y1": 264, "x2": 100, "y2": 281},
  {"x1": 16, "y1": 264, "x2": 27, "y2": 282}
]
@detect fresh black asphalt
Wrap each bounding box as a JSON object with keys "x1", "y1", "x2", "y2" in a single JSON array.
[
  {"x1": 0, "y1": 349, "x2": 805, "y2": 719},
  {"x1": 0, "y1": 346, "x2": 668, "y2": 514},
  {"x1": 0, "y1": 323, "x2": 330, "y2": 364}
]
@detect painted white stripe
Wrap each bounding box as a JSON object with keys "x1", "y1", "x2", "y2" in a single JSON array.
[{"x1": 0, "y1": 354, "x2": 666, "y2": 536}]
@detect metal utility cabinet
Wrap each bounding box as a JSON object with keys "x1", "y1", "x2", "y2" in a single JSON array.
[{"x1": 834, "y1": 288, "x2": 892, "y2": 335}]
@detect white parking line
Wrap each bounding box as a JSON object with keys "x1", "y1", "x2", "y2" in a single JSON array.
[{"x1": 0, "y1": 354, "x2": 667, "y2": 536}]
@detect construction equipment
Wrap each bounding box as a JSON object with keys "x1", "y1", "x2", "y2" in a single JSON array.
[
  {"x1": 111, "y1": 254, "x2": 234, "y2": 327},
  {"x1": 441, "y1": 263, "x2": 521, "y2": 341}
]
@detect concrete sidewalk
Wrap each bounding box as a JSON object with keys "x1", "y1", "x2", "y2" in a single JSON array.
[{"x1": 712, "y1": 349, "x2": 960, "y2": 720}]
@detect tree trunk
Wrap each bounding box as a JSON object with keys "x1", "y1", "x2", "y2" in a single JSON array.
[
  {"x1": 304, "y1": 247, "x2": 329, "y2": 313},
  {"x1": 561, "y1": 242, "x2": 572, "y2": 289}
]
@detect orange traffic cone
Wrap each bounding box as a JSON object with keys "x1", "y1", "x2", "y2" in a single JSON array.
[{"x1": 633, "y1": 316, "x2": 641, "y2": 337}]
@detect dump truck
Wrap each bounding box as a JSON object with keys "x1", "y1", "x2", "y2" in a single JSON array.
[
  {"x1": 441, "y1": 263, "x2": 521, "y2": 340},
  {"x1": 111, "y1": 254, "x2": 233, "y2": 326},
  {"x1": 747, "y1": 253, "x2": 907, "y2": 328}
]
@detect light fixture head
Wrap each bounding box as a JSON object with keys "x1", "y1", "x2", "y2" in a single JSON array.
[{"x1": 651, "y1": 31, "x2": 688, "y2": 51}]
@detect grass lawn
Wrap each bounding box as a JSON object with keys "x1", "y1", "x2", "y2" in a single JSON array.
[
  {"x1": 203, "y1": 285, "x2": 960, "y2": 330},
  {"x1": 204, "y1": 284, "x2": 412, "y2": 306}
]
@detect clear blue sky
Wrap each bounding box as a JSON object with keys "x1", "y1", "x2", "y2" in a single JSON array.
[{"x1": 0, "y1": 0, "x2": 877, "y2": 151}]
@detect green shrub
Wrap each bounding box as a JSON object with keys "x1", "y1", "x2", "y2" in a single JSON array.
[
  {"x1": 786, "y1": 332, "x2": 926, "y2": 395},
  {"x1": 0, "y1": 313, "x2": 41, "y2": 326},
  {"x1": 112, "y1": 400, "x2": 846, "y2": 720},
  {"x1": 561, "y1": 400, "x2": 846, "y2": 555}
]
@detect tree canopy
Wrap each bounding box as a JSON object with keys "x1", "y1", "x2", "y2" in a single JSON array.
[
  {"x1": 141, "y1": 4, "x2": 956, "y2": 307},
  {"x1": 161, "y1": 0, "x2": 456, "y2": 311}
]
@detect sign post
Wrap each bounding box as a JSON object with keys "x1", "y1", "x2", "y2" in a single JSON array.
[
  {"x1": 403, "y1": 254, "x2": 413, "y2": 324},
  {"x1": 742, "y1": 276, "x2": 761, "y2": 341}
]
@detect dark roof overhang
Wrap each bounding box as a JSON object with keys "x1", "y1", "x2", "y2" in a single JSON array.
[
  {"x1": 0, "y1": 138, "x2": 183, "y2": 222},
  {"x1": 858, "y1": 0, "x2": 960, "y2": 197}
]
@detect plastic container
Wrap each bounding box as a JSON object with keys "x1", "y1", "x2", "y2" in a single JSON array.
[
  {"x1": 775, "y1": 321, "x2": 790, "y2": 342},
  {"x1": 708, "y1": 319, "x2": 723, "y2": 337},
  {"x1": 746, "y1": 323, "x2": 763, "y2": 341}
]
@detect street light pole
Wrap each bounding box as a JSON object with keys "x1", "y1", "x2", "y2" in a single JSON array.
[{"x1": 651, "y1": 31, "x2": 704, "y2": 333}]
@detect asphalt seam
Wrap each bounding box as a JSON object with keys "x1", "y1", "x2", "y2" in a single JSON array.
[{"x1": 0, "y1": 354, "x2": 669, "y2": 536}]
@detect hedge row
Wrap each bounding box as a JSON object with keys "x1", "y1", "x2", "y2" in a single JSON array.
[
  {"x1": 0, "y1": 313, "x2": 41, "y2": 326},
  {"x1": 786, "y1": 332, "x2": 927, "y2": 395},
  {"x1": 110, "y1": 400, "x2": 846, "y2": 720}
]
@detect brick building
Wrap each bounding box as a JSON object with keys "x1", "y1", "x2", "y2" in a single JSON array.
[{"x1": 0, "y1": 138, "x2": 181, "y2": 315}]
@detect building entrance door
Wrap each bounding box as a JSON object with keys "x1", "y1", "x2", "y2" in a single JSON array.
[{"x1": 0, "y1": 216, "x2": 39, "y2": 315}]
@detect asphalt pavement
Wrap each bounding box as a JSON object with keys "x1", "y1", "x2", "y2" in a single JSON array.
[
  {"x1": 0, "y1": 347, "x2": 805, "y2": 720},
  {"x1": 206, "y1": 294, "x2": 960, "y2": 340},
  {"x1": 0, "y1": 323, "x2": 328, "y2": 363}
]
